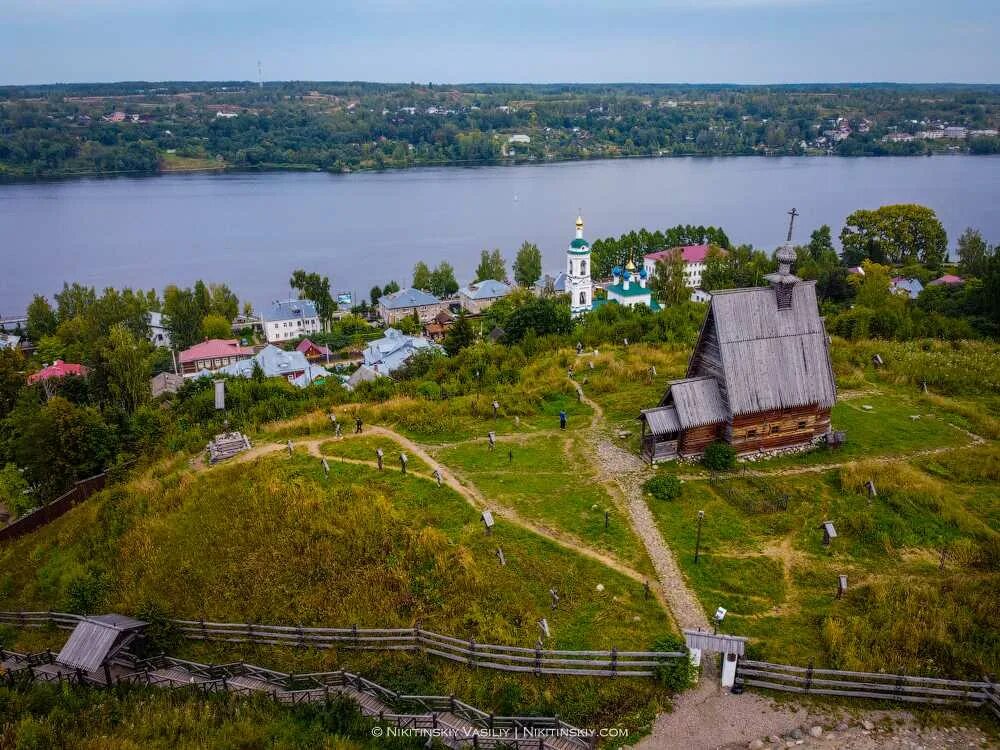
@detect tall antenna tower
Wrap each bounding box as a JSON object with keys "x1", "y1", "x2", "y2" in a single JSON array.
[{"x1": 257, "y1": 61, "x2": 263, "y2": 90}]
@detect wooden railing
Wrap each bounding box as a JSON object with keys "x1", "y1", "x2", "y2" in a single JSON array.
[
  {"x1": 0, "y1": 611, "x2": 685, "y2": 678},
  {"x1": 736, "y1": 659, "x2": 998, "y2": 719},
  {"x1": 4, "y1": 646, "x2": 594, "y2": 749}
]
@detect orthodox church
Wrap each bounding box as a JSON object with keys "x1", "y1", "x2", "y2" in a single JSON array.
[{"x1": 563, "y1": 215, "x2": 657, "y2": 316}]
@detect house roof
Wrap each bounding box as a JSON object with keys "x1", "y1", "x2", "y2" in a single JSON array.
[
  {"x1": 694, "y1": 282, "x2": 837, "y2": 417},
  {"x1": 460, "y1": 279, "x2": 512, "y2": 300},
  {"x1": 928, "y1": 274, "x2": 964, "y2": 286},
  {"x1": 665, "y1": 376, "x2": 728, "y2": 428},
  {"x1": 263, "y1": 298, "x2": 319, "y2": 322},
  {"x1": 379, "y1": 288, "x2": 441, "y2": 309},
  {"x1": 363, "y1": 328, "x2": 441, "y2": 373},
  {"x1": 56, "y1": 614, "x2": 146, "y2": 673},
  {"x1": 216, "y1": 345, "x2": 327, "y2": 386},
  {"x1": 640, "y1": 405, "x2": 680, "y2": 435},
  {"x1": 179, "y1": 339, "x2": 253, "y2": 364},
  {"x1": 296, "y1": 338, "x2": 331, "y2": 356},
  {"x1": 27, "y1": 359, "x2": 89, "y2": 384},
  {"x1": 346, "y1": 364, "x2": 383, "y2": 389},
  {"x1": 645, "y1": 244, "x2": 720, "y2": 264},
  {"x1": 535, "y1": 272, "x2": 568, "y2": 292}
]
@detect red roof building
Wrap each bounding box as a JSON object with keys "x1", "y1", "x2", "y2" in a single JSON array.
[
  {"x1": 295, "y1": 338, "x2": 332, "y2": 361},
  {"x1": 928, "y1": 274, "x2": 964, "y2": 286},
  {"x1": 643, "y1": 245, "x2": 724, "y2": 291},
  {"x1": 178, "y1": 339, "x2": 254, "y2": 375},
  {"x1": 27, "y1": 360, "x2": 89, "y2": 385}
]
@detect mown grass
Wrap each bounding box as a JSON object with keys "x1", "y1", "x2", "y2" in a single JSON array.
[
  {"x1": 435, "y1": 435, "x2": 654, "y2": 575},
  {"x1": 320, "y1": 435, "x2": 432, "y2": 475}
]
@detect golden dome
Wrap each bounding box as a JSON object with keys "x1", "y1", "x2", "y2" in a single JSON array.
[
  {"x1": 625, "y1": 259, "x2": 636, "y2": 272},
  {"x1": 575, "y1": 215, "x2": 584, "y2": 230}
]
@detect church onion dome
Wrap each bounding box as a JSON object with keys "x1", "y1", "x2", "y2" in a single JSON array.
[
  {"x1": 575, "y1": 215, "x2": 584, "y2": 231},
  {"x1": 625, "y1": 260, "x2": 636, "y2": 272},
  {"x1": 639, "y1": 268, "x2": 648, "y2": 278},
  {"x1": 624, "y1": 270, "x2": 633, "y2": 281},
  {"x1": 612, "y1": 265, "x2": 623, "y2": 276}
]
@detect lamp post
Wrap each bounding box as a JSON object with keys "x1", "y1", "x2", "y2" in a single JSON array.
[{"x1": 694, "y1": 510, "x2": 705, "y2": 564}]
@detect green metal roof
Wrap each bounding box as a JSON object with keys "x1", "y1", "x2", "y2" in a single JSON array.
[
  {"x1": 570, "y1": 238, "x2": 590, "y2": 249},
  {"x1": 606, "y1": 282, "x2": 652, "y2": 297}
]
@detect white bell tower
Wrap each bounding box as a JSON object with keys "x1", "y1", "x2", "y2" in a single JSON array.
[{"x1": 567, "y1": 214, "x2": 592, "y2": 317}]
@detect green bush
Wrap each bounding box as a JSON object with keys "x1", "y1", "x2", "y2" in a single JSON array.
[
  {"x1": 703, "y1": 441, "x2": 737, "y2": 471},
  {"x1": 644, "y1": 474, "x2": 682, "y2": 501},
  {"x1": 652, "y1": 634, "x2": 696, "y2": 691}
]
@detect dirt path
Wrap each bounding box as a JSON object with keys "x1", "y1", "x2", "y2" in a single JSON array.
[{"x1": 195, "y1": 426, "x2": 660, "y2": 598}]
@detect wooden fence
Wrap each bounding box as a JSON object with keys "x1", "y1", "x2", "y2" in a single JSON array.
[
  {"x1": 0, "y1": 611, "x2": 685, "y2": 679},
  {"x1": 737, "y1": 659, "x2": 999, "y2": 719},
  {"x1": 0, "y1": 473, "x2": 108, "y2": 544},
  {"x1": 1, "y1": 648, "x2": 593, "y2": 749}
]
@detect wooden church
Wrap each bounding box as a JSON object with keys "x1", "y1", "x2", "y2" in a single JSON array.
[{"x1": 639, "y1": 210, "x2": 837, "y2": 463}]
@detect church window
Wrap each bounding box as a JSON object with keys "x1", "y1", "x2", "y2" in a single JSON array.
[
  {"x1": 579, "y1": 291, "x2": 587, "y2": 305},
  {"x1": 581, "y1": 259, "x2": 587, "y2": 275}
]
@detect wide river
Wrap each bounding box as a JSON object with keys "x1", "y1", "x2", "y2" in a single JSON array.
[{"x1": 2, "y1": 155, "x2": 998, "y2": 315}]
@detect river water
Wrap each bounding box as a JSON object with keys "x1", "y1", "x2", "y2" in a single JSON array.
[{"x1": 1, "y1": 155, "x2": 998, "y2": 315}]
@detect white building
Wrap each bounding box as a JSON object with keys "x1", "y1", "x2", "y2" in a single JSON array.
[
  {"x1": 643, "y1": 244, "x2": 720, "y2": 292},
  {"x1": 148, "y1": 311, "x2": 170, "y2": 348},
  {"x1": 262, "y1": 299, "x2": 322, "y2": 343},
  {"x1": 566, "y1": 215, "x2": 593, "y2": 316}
]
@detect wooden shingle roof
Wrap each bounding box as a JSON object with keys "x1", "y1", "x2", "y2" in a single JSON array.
[
  {"x1": 691, "y1": 281, "x2": 836, "y2": 417},
  {"x1": 665, "y1": 376, "x2": 728, "y2": 428},
  {"x1": 639, "y1": 405, "x2": 680, "y2": 435},
  {"x1": 56, "y1": 614, "x2": 146, "y2": 672}
]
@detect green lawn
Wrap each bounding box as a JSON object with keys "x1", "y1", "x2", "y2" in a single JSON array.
[
  {"x1": 435, "y1": 435, "x2": 654, "y2": 575},
  {"x1": 320, "y1": 435, "x2": 432, "y2": 474}
]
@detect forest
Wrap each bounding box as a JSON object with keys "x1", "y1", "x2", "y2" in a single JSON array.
[{"x1": 1, "y1": 82, "x2": 998, "y2": 177}]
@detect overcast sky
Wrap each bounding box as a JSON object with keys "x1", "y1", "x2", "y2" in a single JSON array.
[{"x1": 2, "y1": 0, "x2": 997, "y2": 86}]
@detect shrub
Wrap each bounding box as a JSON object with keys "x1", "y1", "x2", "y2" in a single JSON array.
[
  {"x1": 703, "y1": 441, "x2": 736, "y2": 471},
  {"x1": 644, "y1": 474, "x2": 682, "y2": 501},
  {"x1": 652, "y1": 634, "x2": 696, "y2": 691}
]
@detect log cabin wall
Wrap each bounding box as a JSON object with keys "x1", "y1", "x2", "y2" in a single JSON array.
[
  {"x1": 678, "y1": 422, "x2": 724, "y2": 455},
  {"x1": 726, "y1": 405, "x2": 830, "y2": 453}
]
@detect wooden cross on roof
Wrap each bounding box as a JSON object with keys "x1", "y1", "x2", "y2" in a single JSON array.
[{"x1": 786, "y1": 207, "x2": 799, "y2": 243}]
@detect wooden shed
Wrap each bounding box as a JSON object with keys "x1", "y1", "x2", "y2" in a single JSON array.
[
  {"x1": 56, "y1": 614, "x2": 147, "y2": 680},
  {"x1": 640, "y1": 215, "x2": 837, "y2": 462}
]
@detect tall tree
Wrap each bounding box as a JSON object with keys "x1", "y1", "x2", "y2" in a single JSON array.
[
  {"x1": 807, "y1": 225, "x2": 837, "y2": 263},
  {"x1": 207, "y1": 283, "x2": 239, "y2": 320},
  {"x1": 430, "y1": 262, "x2": 459, "y2": 297},
  {"x1": 443, "y1": 310, "x2": 475, "y2": 355},
  {"x1": 55, "y1": 282, "x2": 97, "y2": 323},
  {"x1": 201, "y1": 314, "x2": 233, "y2": 340},
  {"x1": 474, "y1": 248, "x2": 507, "y2": 283},
  {"x1": 650, "y1": 253, "x2": 689, "y2": 306},
  {"x1": 102, "y1": 323, "x2": 150, "y2": 415},
  {"x1": 369, "y1": 285, "x2": 383, "y2": 306},
  {"x1": 162, "y1": 285, "x2": 204, "y2": 350},
  {"x1": 412, "y1": 261, "x2": 432, "y2": 291},
  {"x1": 289, "y1": 269, "x2": 337, "y2": 329},
  {"x1": 840, "y1": 205, "x2": 948, "y2": 270},
  {"x1": 957, "y1": 228, "x2": 991, "y2": 278},
  {"x1": 512, "y1": 241, "x2": 543, "y2": 287},
  {"x1": 382, "y1": 280, "x2": 401, "y2": 295},
  {"x1": 0, "y1": 349, "x2": 26, "y2": 419},
  {"x1": 26, "y1": 294, "x2": 58, "y2": 342}
]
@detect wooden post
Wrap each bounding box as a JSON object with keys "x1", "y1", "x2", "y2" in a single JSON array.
[{"x1": 694, "y1": 510, "x2": 705, "y2": 563}]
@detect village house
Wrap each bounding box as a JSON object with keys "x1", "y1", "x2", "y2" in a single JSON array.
[
  {"x1": 214, "y1": 344, "x2": 330, "y2": 387},
  {"x1": 377, "y1": 288, "x2": 446, "y2": 325},
  {"x1": 295, "y1": 338, "x2": 332, "y2": 362},
  {"x1": 178, "y1": 339, "x2": 254, "y2": 376},
  {"x1": 533, "y1": 271, "x2": 568, "y2": 296},
  {"x1": 928, "y1": 274, "x2": 964, "y2": 287},
  {"x1": 263, "y1": 299, "x2": 322, "y2": 343},
  {"x1": 150, "y1": 371, "x2": 184, "y2": 398},
  {"x1": 423, "y1": 309, "x2": 455, "y2": 341},
  {"x1": 148, "y1": 311, "x2": 170, "y2": 348},
  {"x1": 27, "y1": 359, "x2": 89, "y2": 385},
  {"x1": 890, "y1": 277, "x2": 924, "y2": 299},
  {"x1": 458, "y1": 279, "x2": 512, "y2": 313},
  {"x1": 363, "y1": 328, "x2": 441, "y2": 375},
  {"x1": 638, "y1": 211, "x2": 837, "y2": 463}
]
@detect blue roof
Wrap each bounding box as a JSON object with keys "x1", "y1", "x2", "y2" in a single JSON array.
[
  {"x1": 216, "y1": 344, "x2": 329, "y2": 387},
  {"x1": 378, "y1": 288, "x2": 441, "y2": 309},
  {"x1": 459, "y1": 279, "x2": 512, "y2": 300},
  {"x1": 263, "y1": 299, "x2": 319, "y2": 322},
  {"x1": 363, "y1": 328, "x2": 442, "y2": 374},
  {"x1": 534, "y1": 272, "x2": 568, "y2": 292}
]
